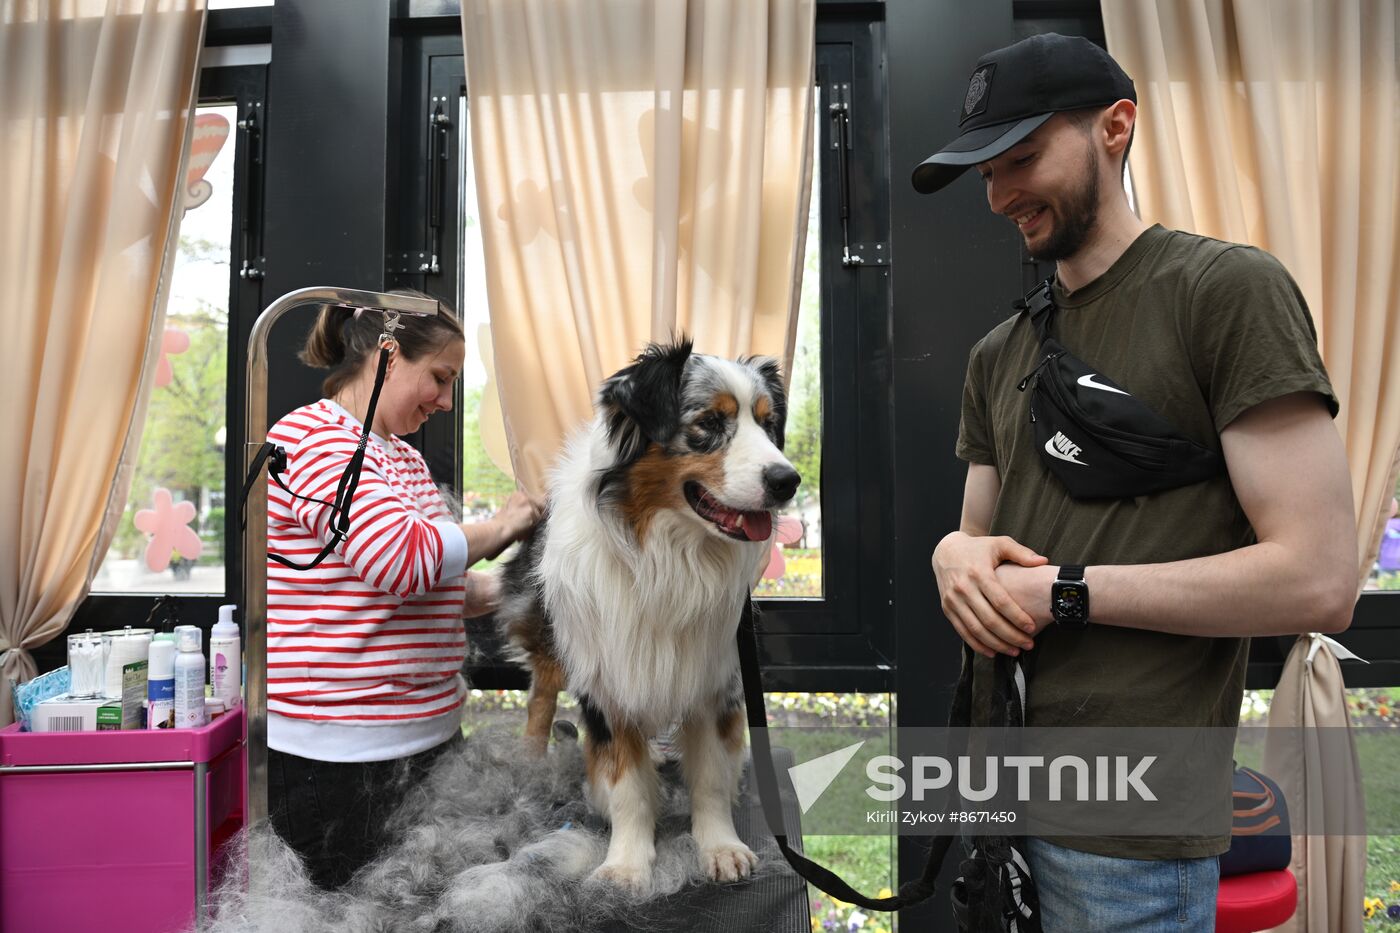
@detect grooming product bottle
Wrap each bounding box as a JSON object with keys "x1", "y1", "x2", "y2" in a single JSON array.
[
  {"x1": 147, "y1": 640, "x2": 176, "y2": 729},
  {"x1": 174, "y1": 624, "x2": 202, "y2": 653},
  {"x1": 173, "y1": 628, "x2": 208, "y2": 729},
  {"x1": 209, "y1": 604, "x2": 242, "y2": 710}
]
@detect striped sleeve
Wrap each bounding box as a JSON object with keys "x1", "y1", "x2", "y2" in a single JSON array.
[{"x1": 284, "y1": 422, "x2": 449, "y2": 598}]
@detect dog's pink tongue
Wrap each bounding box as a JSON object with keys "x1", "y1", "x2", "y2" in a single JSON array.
[{"x1": 742, "y1": 511, "x2": 772, "y2": 541}]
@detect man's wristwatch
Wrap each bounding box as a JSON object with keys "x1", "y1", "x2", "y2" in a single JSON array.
[{"x1": 1051, "y1": 565, "x2": 1090, "y2": 628}]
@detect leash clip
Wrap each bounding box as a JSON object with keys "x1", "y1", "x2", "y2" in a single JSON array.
[{"x1": 378, "y1": 309, "x2": 404, "y2": 351}]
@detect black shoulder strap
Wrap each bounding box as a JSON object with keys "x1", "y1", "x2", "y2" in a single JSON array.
[{"x1": 1013, "y1": 277, "x2": 1057, "y2": 343}]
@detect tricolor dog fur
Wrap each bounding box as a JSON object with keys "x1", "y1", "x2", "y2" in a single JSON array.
[{"x1": 496, "y1": 339, "x2": 800, "y2": 891}]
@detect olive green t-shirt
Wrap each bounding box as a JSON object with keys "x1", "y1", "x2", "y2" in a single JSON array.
[{"x1": 955, "y1": 224, "x2": 1337, "y2": 859}]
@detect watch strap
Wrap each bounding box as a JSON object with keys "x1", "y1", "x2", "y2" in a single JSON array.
[{"x1": 1058, "y1": 564, "x2": 1085, "y2": 582}]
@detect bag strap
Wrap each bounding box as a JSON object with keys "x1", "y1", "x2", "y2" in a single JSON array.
[
  {"x1": 737, "y1": 596, "x2": 953, "y2": 911},
  {"x1": 1013, "y1": 277, "x2": 1057, "y2": 343}
]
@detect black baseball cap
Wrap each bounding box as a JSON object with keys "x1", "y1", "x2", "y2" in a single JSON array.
[{"x1": 911, "y1": 33, "x2": 1136, "y2": 194}]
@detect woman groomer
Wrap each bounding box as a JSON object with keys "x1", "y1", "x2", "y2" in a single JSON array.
[{"x1": 265, "y1": 294, "x2": 542, "y2": 889}]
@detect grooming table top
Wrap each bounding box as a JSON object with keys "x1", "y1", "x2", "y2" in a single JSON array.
[{"x1": 591, "y1": 747, "x2": 812, "y2": 933}]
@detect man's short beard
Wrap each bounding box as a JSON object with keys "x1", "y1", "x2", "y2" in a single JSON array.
[{"x1": 1029, "y1": 143, "x2": 1101, "y2": 262}]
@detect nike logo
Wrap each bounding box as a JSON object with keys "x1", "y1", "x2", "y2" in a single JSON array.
[
  {"x1": 1077, "y1": 373, "x2": 1130, "y2": 396},
  {"x1": 1045, "y1": 431, "x2": 1087, "y2": 465}
]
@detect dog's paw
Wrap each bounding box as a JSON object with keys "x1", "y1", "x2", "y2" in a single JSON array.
[
  {"x1": 701, "y1": 842, "x2": 759, "y2": 883},
  {"x1": 589, "y1": 860, "x2": 652, "y2": 894}
]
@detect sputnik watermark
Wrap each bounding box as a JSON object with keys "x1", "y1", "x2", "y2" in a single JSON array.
[
  {"x1": 772, "y1": 726, "x2": 1378, "y2": 837},
  {"x1": 864, "y1": 755, "x2": 1157, "y2": 803}
]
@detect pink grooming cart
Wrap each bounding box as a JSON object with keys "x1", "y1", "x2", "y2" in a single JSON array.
[{"x1": 0, "y1": 706, "x2": 245, "y2": 933}]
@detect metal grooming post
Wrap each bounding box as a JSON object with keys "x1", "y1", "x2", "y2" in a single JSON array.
[{"x1": 243, "y1": 287, "x2": 439, "y2": 825}]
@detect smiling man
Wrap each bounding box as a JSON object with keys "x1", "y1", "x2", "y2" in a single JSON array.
[{"x1": 915, "y1": 33, "x2": 1357, "y2": 931}]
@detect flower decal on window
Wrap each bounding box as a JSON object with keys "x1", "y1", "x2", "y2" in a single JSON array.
[
  {"x1": 183, "y1": 112, "x2": 231, "y2": 212},
  {"x1": 133, "y1": 487, "x2": 203, "y2": 572},
  {"x1": 154, "y1": 327, "x2": 190, "y2": 388}
]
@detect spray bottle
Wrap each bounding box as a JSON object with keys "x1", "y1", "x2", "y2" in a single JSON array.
[
  {"x1": 173, "y1": 628, "x2": 208, "y2": 729},
  {"x1": 147, "y1": 640, "x2": 176, "y2": 729},
  {"x1": 209, "y1": 604, "x2": 242, "y2": 710}
]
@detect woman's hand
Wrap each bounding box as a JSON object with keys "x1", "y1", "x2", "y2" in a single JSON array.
[
  {"x1": 461, "y1": 569, "x2": 503, "y2": 618},
  {"x1": 461, "y1": 490, "x2": 546, "y2": 565},
  {"x1": 494, "y1": 490, "x2": 545, "y2": 544}
]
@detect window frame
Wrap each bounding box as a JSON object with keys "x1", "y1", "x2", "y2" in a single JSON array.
[{"x1": 388, "y1": 10, "x2": 897, "y2": 693}]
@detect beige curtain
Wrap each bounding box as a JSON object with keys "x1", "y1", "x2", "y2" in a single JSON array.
[
  {"x1": 1261, "y1": 637, "x2": 1368, "y2": 933},
  {"x1": 460, "y1": 0, "x2": 815, "y2": 494},
  {"x1": 1103, "y1": 2, "x2": 1400, "y2": 929},
  {"x1": 0, "y1": 1, "x2": 207, "y2": 725}
]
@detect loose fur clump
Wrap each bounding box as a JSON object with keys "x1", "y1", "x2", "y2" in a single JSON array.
[{"x1": 198, "y1": 729, "x2": 786, "y2": 933}]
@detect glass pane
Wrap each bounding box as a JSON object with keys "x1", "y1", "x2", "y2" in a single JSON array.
[
  {"x1": 90, "y1": 104, "x2": 235, "y2": 594},
  {"x1": 1363, "y1": 465, "x2": 1400, "y2": 592},
  {"x1": 755, "y1": 90, "x2": 823, "y2": 599},
  {"x1": 766, "y1": 692, "x2": 894, "y2": 929},
  {"x1": 457, "y1": 96, "x2": 519, "y2": 546}
]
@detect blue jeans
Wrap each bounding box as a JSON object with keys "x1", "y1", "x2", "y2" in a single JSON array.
[{"x1": 1025, "y1": 837, "x2": 1220, "y2": 931}]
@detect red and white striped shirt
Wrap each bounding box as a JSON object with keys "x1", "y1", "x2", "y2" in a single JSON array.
[{"x1": 265, "y1": 400, "x2": 469, "y2": 762}]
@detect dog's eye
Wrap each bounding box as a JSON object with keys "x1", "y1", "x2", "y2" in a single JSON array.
[{"x1": 699, "y1": 413, "x2": 726, "y2": 433}]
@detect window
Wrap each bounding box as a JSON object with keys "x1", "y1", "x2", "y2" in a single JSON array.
[
  {"x1": 91, "y1": 103, "x2": 238, "y2": 595},
  {"x1": 389, "y1": 16, "x2": 891, "y2": 693},
  {"x1": 455, "y1": 94, "x2": 517, "y2": 529},
  {"x1": 50, "y1": 56, "x2": 268, "y2": 673},
  {"x1": 755, "y1": 104, "x2": 825, "y2": 601},
  {"x1": 750, "y1": 20, "x2": 896, "y2": 691}
]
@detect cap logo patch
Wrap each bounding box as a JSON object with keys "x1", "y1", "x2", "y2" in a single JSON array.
[{"x1": 962, "y1": 64, "x2": 994, "y2": 122}]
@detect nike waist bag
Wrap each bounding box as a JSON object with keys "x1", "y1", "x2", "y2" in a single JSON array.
[{"x1": 1015, "y1": 278, "x2": 1225, "y2": 499}]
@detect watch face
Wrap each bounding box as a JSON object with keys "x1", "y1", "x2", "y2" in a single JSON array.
[{"x1": 1052, "y1": 581, "x2": 1089, "y2": 627}]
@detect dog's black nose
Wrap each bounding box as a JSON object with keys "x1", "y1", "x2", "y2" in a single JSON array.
[{"x1": 763, "y1": 464, "x2": 801, "y2": 503}]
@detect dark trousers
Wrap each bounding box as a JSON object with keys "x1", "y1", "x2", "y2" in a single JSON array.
[{"x1": 267, "y1": 732, "x2": 462, "y2": 889}]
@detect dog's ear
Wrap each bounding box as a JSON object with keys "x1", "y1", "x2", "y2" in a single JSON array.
[
  {"x1": 599, "y1": 338, "x2": 693, "y2": 462},
  {"x1": 744, "y1": 355, "x2": 788, "y2": 450}
]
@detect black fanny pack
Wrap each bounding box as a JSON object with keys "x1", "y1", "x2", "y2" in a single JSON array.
[{"x1": 1015, "y1": 278, "x2": 1224, "y2": 499}]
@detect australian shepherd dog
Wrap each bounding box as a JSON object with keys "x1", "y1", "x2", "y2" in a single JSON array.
[{"x1": 495, "y1": 339, "x2": 801, "y2": 891}]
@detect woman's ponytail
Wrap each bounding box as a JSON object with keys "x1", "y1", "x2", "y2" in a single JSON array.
[
  {"x1": 299, "y1": 305, "x2": 353, "y2": 369},
  {"x1": 298, "y1": 291, "x2": 464, "y2": 398}
]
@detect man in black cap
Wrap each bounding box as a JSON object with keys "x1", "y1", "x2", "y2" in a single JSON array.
[{"x1": 924, "y1": 33, "x2": 1356, "y2": 929}]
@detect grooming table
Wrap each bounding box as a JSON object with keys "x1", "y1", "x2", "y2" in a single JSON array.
[{"x1": 590, "y1": 747, "x2": 812, "y2": 933}]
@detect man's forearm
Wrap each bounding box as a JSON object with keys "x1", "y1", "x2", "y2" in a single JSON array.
[
  {"x1": 1090, "y1": 541, "x2": 1355, "y2": 636},
  {"x1": 1008, "y1": 541, "x2": 1356, "y2": 637}
]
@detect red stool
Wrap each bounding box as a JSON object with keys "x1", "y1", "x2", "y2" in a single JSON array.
[{"x1": 1216, "y1": 869, "x2": 1297, "y2": 933}]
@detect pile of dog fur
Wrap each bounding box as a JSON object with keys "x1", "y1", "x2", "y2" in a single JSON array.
[{"x1": 201, "y1": 726, "x2": 788, "y2": 933}]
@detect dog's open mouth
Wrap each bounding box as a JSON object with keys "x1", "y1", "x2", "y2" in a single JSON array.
[{"x1": 684, "y1": 482, "x2": 772, "y2": 542}]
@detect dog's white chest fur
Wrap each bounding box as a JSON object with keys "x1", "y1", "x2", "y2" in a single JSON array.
[{"x1": 536, "y1": 433, "x2": 766, "y2": 732}]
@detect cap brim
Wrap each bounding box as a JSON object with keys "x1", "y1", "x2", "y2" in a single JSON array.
[{"x1": 910, "y1": 112, "x2": 1054, "y2": 194}]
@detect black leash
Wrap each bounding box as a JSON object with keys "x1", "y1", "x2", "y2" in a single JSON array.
[
  {"x1": 240, "y1": 331, "x2": 395, "y2": 571},
  {"x1": 736, "y1": 596, "x2": 954, "y2": 911}
]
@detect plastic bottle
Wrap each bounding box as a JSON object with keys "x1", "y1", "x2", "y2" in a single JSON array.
[
  {"x1": 174, "y1": 624, "x2": 202, "y2": 653},
  {"x1": 209, "y1": 605, "x2": 242, "y2": 710},
  {"x1": 173, "y1": 628, "x2": 208, "y2": 729},
  {"x1": 147, "y1": 640, "x2": 176, "y2": 729}
]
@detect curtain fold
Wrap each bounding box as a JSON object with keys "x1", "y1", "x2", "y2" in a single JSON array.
[
  {"x1": 460, "y1": 0, "x2": 815, "y2": 494},
  {"x1": 0, "y1": 0, "x2": 207, "y2": 725},
  {"x1": 1103, "y1": 2, "x2": 1400, "y2": 929}
]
